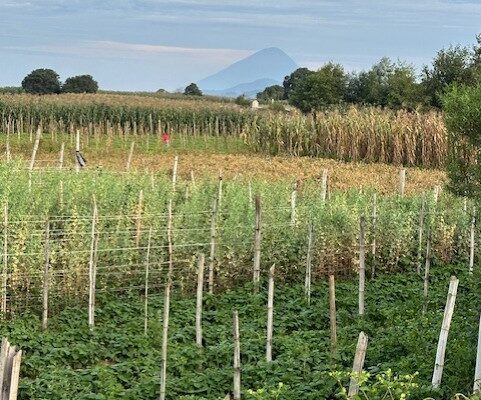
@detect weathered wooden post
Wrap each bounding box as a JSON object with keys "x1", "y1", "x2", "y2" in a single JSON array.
[
  {"x1": 253, "y1": 195, "x2": 262, "y2": 292},
  {"x1": 0, "y1": 338, "x2": 22, "y2": 400},
  {"x1": 305, "y1": 223, "x2": 313, "y2": 305},
  {"x1": 432, "y1": 276, "x2": 459, "y2": 389},
  {"x1": 423, "y1": 228, "x2": 432, "y2": 315},
  {"x1": 233, "y1": 311, "x2": 241, "y2": 400},
  {"x1": 470, "y1": 207, "x2": 476, "y2": 274},
  {"x1": 399, "y1": 168, "x2": 406, "y2": 197},
  {"x1": 42, "y1": 221, "x2": 50, "y2": 331},
  {"x1": 208, "y1": 197, "x2": 218, "y2": 294},
  {"x1": 126, "y1": 141, "x2": 135, "y2": 171},
  {"x1": 266, "y1": 265, "x2": 275, "y2": 362},
  {"x1": 88, "y1": 197, "x2": 98, "y2": 330},
  {"x1": 348, "y1": 332, "x2": 369, "y2": 398},
  {"x1": 359, "y1": 216, "x2": 366, "y2": 316},
  {"x1": 58, "y1": 142, "x2": 65, "y2": 170},
  {"x1": 196, "y1": 254, "x2": 205, "y2": 348},
  {"x1": 321, "y1": 168, "x2": 329, "y2": 203},
  {"x1": 144, "y1": 228, "x2": 153, "y2": 336},
  {"x1": 371, "y1": 193, "x2": 377, "y2": 279},
  {"x1": 329, "y1": 275, "x2": 337, "y2": 358},
  {"x1": 29, "y1": 126, "x2": 41, "y2": 172},
  {"x1": 417, "y1": 194, "x2": 426, "y2": 274},
  {"x1": 473, "y1": 314, "x2": 481, "y2": 393},
  {"x1": 1, "y1": 204, "x2": 7, "y2": 317}
]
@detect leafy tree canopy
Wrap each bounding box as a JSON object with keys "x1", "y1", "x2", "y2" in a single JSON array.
[
  {"x1": 184, "y1": 83, "x2": 202, "y2": 96},
  {"x1": 63, "y1": 75, "x2": 99, "y2": 94},
  {"x1": 22, "y1": 69, "x2": 61, "y2": 95}
]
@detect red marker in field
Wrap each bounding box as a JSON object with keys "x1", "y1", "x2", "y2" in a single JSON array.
[{"x1": 162, "y1": 132, "x2": 171, "y2": 146}]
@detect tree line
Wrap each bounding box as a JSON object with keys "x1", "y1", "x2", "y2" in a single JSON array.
[
  {"x1": 258, "y1": 35, "x2": 481, "y2": 112},
  {"x1": 19, "y1": 69, "x2": 99, "y2": 94}
]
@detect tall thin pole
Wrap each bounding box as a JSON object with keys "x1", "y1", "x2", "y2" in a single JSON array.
[
  {"x1": 266, "y1": 265, "x2": 275, "y2": 362},
  {"x1": 329, "y1": 275, "x2": 337, "y2": 358},
  {"x1": 160, "y1": 200, "x2": 174, "y2": 400},
  {"x1": 473, "y1": 314, "x2": 481, "y2": 393},
  {"x1": 42, "y1": 221, "x2": 50, "y2": 331},
  {"x1": 423, "y1": 227, "x2": 432, "y2": 315},
  {"x1": 29, "y1": 126, "x2": 41, "y2": 172},
  {"x1": 348, "y1": 332, "x2": 369, "y2": 398},
  {"x1": 75, "y1": 129, "x2": 81, "y2": 174},
  {"x1": 126, "y1": 141, "x2": 135, "y2": 171},
  {"x1": 58, "y1": 142, "x2": 65, "y2": 170},
  {"x1": 171, "y1": 156, "x2": 179, "y2": 192},
  {"x1": 399, "y1": 168, "x2": 406, "y2": 197},
  {"x1": 144, "y1": 227, "x2": 153, "y2": 336},
  {"x1": 305, "y1": 223, "x2": 313, "y2": 305},
  {"x1": 417, "y1": 194, "x2": 426, "y2": 274},
  {"x1": 371, "y1": 193, "x2": 377, "y2": 279},
  {"x1": 88, "y1": 196, "x2": 98, "y2": 330},
  {"x1": 1, "y1": 203, "x2": 7, "y2": 317},
  {"x1": 196, "y1": 254, "x2": 205, "y2": 347},
  {"x1": 233, "y1": 310, "x2": 241, "y2": 400},
  {"x1": 470, "y1": 207, "x2": 476, "y2": 274},
  {"x1": 359, "y1": 216, "x2": 366, "y2": 316},
  {"x1": 208, "y1": 197, "x2": 218, "y2": 294},
  {"x1": 253, "y1": 194, "x2": 262, "y2": 291}
]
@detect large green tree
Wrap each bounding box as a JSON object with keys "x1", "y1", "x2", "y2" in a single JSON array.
[
  {"x1": 422, "y1": 45, "x2": 478, "y2": 107},
  {"x1": 184, "y1": 83, "x2": 202, "y2": 96},
  {"x1": 283, "y1": 68, "x2": 314, "y2": 100},
  {"x1": 289, "y1": 63, "x2": 347, "y2": 112},
  {"x1": 257, "y1": 85, "x2": 284, "y2": 101},
  {"x1": 63, "y1": 75, "x2": 98, "y2": 93},
  {"x1": 443, "y1": 84, "x2": 481, "y2": 198},
  {"x1": 21, "y1": 69, "x2": 61, "y2": 95}
]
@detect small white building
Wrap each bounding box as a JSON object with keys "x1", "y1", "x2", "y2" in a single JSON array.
[{"x1": 251, "y1": 100, "x2": 260, "y2": 109}]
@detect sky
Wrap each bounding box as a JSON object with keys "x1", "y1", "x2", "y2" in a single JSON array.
[{"x1": 0, "y1": 0, "x2": 480, "y2": 91}]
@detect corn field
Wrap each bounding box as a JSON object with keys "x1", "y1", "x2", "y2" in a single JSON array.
[{"x1": 0, "y1": 94, "x2": 448, "y2": 167}]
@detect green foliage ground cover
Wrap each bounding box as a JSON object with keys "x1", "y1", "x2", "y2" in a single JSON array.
[{"x1": 2, "y1": 268, "x2": 480, "y2": 399}]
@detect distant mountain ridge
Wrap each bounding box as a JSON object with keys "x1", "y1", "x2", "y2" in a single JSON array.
[{"x1": 198, "y1": 47, "x2": 297, "y2": 97}]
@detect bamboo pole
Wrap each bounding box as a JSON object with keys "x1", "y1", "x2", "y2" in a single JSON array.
[
  {"x1": 126, "y1": 141, "x2": 135, "y2": 171},
  {"x1": 266, "y1": 265, "x2": 275, "y2": 362},
  {"x1": 371, "y1": 193, "x2": 377, "y2": 279},
  {"x1": 417, "y1": 194, "x2": 426, "y2": 274},
  {"x1": 473, "y1": 313, "x2": 481, "y2": 393},
  {"x1": 29, "y1": 126, "x2": 41, "y2": 172},
  {"x1": 432, "y1": 276, "x2": 459, "y2": 388},
  {"x1": 208, "y1": 197, "x2": 218, "y2": 294},
  {"x1": 171, "y1": 156, "x2": 179, "y2": 192},
  {"x1": 1, "y1": 204, "x2": 7, "y2": 317},
  {"x1": 321, "y1": 168, "x2": 328, "y2": 203},
  {"x1": 253, "y1": 194, "x2": 262, "y2": 292},
  {"x1": 399, "y1": 168, "x2": 406, "y2": 197},
  {"x1": 290, "y1": 182, "x2": 297, "y2": 226},
  {"x1": 359, "y1": 216, "x2": 366, "y2": 316},
  {"x1": 196, "y1": 253, "x2": 205, "y2": 348},
  {"x1": 218, "y1": 170, "x2": 223, "y2": 209},
  {"x1": 423, "y1": 228, "x2": 432, "y2": 315},
  {"x1": 159, "y1": 200, "x2": 174, "y2": 400},
  {"x1": 135, "y1": 190, "x2": 144, "y2": 248},
  {"x1": 348, "y1": 332, "x2": 369, "y2": 398},
  {"x1": 329, "y1": 275, "x2": 337, "y2": 357},
  {"x1": 233, "y1": 310, "x2": 241, "y2": 400},
  {"x1": 144, "y1": 227, "x2": 153, "y2": 336},
  {"x1": 42, "y1": 221, "x2": 50, "y2": 331},
  {"x1": 88, "y1": 196, "x2": 98, "y2": 330},
  {"x1": 58, "y1": 142, "x2": 65, "y2": 170},
  {"x1": 470, "y1": 207, "x2": 476, "y2": 274},
  {"x1": 305, "y1": 223, "x2": 313, "y2": 305}
]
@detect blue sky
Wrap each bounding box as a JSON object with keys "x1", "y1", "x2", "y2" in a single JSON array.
[{"x1": 0, "y1": 0, "x2": 480, "y2": 91}]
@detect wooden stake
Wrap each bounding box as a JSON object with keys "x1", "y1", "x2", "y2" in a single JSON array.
[
  {"x1": 371, "y1": 193, "x2": 377, "y2": 279},
  {"x1": 305, "y1": 223, "x2": 313, "y2": 305},
  {"x1": 329, "y1": 275, "x2": 337, "y2": 357},
  {"x1": 473, "y1": 313, "x2": 481, "y2": 393},
  {"x1": 196, "y1": 254, "x2": 205, "y2": 348},
  {"x1": 417, "y1": 194, "x2": 426, "y2": 274},
  {"x1": 399, "y1": 168, "x2": 406, "y2": 197},
  {"x1": 321, "y1": 168, "x2": 329, "y2": 203},
  {"x1": 470, "y1": 207, "x2": 476, "y2": 274},
  {"x1": 171, "y1": 156, "x2": 179, "y2": 192},
  {"x1": 253, "y1": 194, "x2": 262, "y2": 292},
  {"x1": 42, "y1": 221, "x2": 50, "y2": 331},
  {"x1": 218, "y1": 170, "x2": 223, "y2": 208},
  {"x1": 135, "y1": 190, "x2": 144, "y2": 248},
  {"x1": 144, "y1": 227, "x2": 153, "y2": 336},
  {"x1": 423, "y1": 228, "x2": 432, "y2": 315},
  {"x1": 359, "y1": 216, "x2": 366, "y2": 316},
  {"x1": 59, "y1": 142, "x2": 65, "y2": 170},
  {"x1": 266, "y1": 265, "x2": 275, "y2": 362},
  {"x1": 88, "y1": 196, "x2": 98, "y2": 330},
  {"x1": 1, "y1": 204, "x2": 7, "y2": 317},
  {"x1": 29, "y1": 126, "x2": 41, "y2": 172},
  {"x1": 248, "y1": 181, "x2": 253, "y2": 209},
  {"x1": 126, "y1": 141, "x2": 135, "y2": 171},
  {"x1": 233, "y1": 310, "x2": 241, "y2": 400},
  {"x1": 5, "y1": 134, "x2": 10, "y2": 162},
  {"x1": 348, "y1": 332, "x2": 369, "y2": 398},
  {"x1": 159, "y1": 200, "x2": 174, "y2": 400},
  {"x1": 208, "y1": 197, "x2": 218, "y2": 294},
  {"x1": 432, "y1": 276, "x2": 459, "y2": 388},
  {"x1": 290, "y1": 182, "x2": 297, "y2": 226}
]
